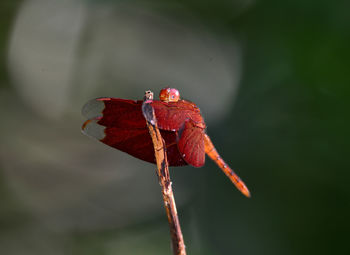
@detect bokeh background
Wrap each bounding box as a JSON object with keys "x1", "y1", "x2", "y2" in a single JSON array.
[{"x1": 1, "y1": 0, "x2": 349, "y2": 254}]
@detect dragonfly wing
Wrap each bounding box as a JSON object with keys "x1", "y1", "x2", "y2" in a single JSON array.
[
  {"x1": 82, "y1": 98, "x2": 146, "y2": 128},
  {"x1": 177, "y1": 120, "x2": 205, "y2": 167},
  {"x1": 82, "y1": 98, "x2": 187, "y2": 166},
  {"x1": 152, "y1": 100, "x2": 205, "y2": 131}
]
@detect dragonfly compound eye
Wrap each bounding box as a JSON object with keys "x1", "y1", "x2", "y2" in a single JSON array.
[{"x1": 159, "y1": 87, "x2": 180, "y2": 102}]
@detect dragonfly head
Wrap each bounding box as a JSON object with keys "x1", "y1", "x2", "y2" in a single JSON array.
[{"x1": 159, "y1": 87, "x2": 180, "y2": 102}]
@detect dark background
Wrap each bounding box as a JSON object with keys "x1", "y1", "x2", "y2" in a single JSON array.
[{"x1": 1, "y1": 1, "x2": 349, "y2": 254}]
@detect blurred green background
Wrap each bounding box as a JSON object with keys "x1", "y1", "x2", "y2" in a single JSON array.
[{"x1": 1, "y1": 0, "x2": 349, "y2": 254}]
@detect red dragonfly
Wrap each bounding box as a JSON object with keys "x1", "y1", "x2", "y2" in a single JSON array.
[{"x1": 82, "y1": 88, "x2": 250, "y2": 197}]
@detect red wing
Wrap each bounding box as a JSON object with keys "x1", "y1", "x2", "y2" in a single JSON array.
[
  {"x1": 82, "y1": 98, "x2": 187, "y2": 166},
  {"x1": 82, "y1": 98, "x2": 146, "y2": 128},
  {"x1": 177, "y1": 120, "x2": 205, "y2": 168},
  {"x1": 151, "y1": 100, "x2": 205, "y2": 131}
]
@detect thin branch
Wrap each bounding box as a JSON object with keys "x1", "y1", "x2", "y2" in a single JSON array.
[{"x1": 142, "y1": 90, "x2": 187, "y2": 255}]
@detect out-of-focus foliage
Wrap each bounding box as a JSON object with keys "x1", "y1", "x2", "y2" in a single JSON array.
[
  {"x1": 0, "y1": 0, "x2": 22, "y2": 86},
  {"x1": 1, "y1": 0, "x2": 349, "y2": 255}
]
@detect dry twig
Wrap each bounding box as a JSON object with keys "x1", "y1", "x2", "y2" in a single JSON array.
[{"x1": 142, "y1": 90, "x2": 186, "y2": 255}]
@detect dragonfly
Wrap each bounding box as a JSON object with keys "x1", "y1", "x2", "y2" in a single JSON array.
[{"x1": 82, "y1": 88, "x2": 250, "y2": 197}]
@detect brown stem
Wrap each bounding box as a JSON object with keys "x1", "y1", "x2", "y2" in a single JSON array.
[{"x1": 142, "y1": 90, "x2": 187, "y2": 255}]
